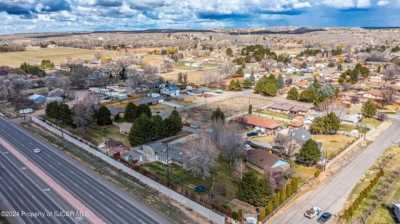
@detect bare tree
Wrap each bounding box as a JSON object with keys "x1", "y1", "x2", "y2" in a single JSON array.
[
  {"x1": 210, "y1": 121, "x2": 242, "y2": 167},
  {"x1": 183, "y1": 129, "x2": 218, "y2": 178},
  {"x1": 72, "y1": 94, "x2": 99, "y2": 132},
  {"x1": 68, "y1": 64, "x2": 92, "y2": 89},
  {"x1": 383, "y1": 64, "x2": 400, "y2": 82}
]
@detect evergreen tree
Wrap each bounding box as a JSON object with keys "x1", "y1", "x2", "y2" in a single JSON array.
[
  {"x1": 124, "y1": 102, "x2": 138, "y2": 122},
  {"x1": 362, "y1": 100, "x2": 377, "y2": 118},
  {"x1": 137, "y1": 104, "x2": 152, "y2": 118},
  {"x1": 128, "y1": 114, "x2": 153, "y2": 146},
  {"x1": 164, "y1": 109, "x2": 182, "y2": 136},
  {"x1": 58, "y1": 103, "x2": 73, "y2": 126},
  {"x1": 277, "y1": 74, "x2": 284, "y2": 89},
  {"x1": 96, "y1": 105, "x2": 112, "y2": 126},
  {"x1": 211, "y1": 107, "x2": 225, "y2": 123},
  {"x1": 242, "y1": 79, "x2": 253, "y2": 89},
  {"x1": 296, "y1": 139, "x2": 321, "y2": 166},
  {"x1": 266, "y1": 201, "x2": 274, "y2": 216},
  {"x1": 287, "y1": 87, "x2": 299, "y2": 100},
  {"x1": 226, "y1": 48, "x2": 233, "y2": 57},
  {"x1": 254, "y1": 75, "x2": 278, "y2": 96},
  {"x1": 151, "y1": 115, "x2": 165, "y2": 139},
  {"x1": 228, "y1": 79, "x2": 242, "y2": 91},
  {"x1": 238, "y1": 171, "x2": 271, "y2": 207},
  {"x1": 299, "y1": 89, "x2": 315, "y2": 103},
  {"x1": 46, "y1": 101, "x2": 60, "y2": 119},
  {"x1": 310, "y1": 112, "x2": 340, "y2": 134},
  {"x1": 248, "y1": 104, "x2": 253, "y2": 115}
]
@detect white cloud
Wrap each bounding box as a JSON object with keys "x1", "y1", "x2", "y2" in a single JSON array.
[{"x1": 377, "y1": 0, "x2": 390, "y2": 6}]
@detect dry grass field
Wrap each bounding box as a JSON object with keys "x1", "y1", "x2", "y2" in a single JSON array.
[
  {"x1": 312, "y1": 134, "x2": 356, "y2": 159},
  {"x1": 344, "y1": 147, "x2": 400, "y2": 224},
  {"x1": 0, "y1": 47, "x2": 118, "y2": 67}
]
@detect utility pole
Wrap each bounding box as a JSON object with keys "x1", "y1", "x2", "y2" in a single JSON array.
[{"x1": 166, "y1": 144, "x2": 171, "y2": 187}]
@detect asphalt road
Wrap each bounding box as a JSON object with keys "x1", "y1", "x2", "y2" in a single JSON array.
[
  {"x1": 270, "y1": 119, "x2": 400, "y2": 224},
  {"x1": 0, "y1": 144, "x2": 80, "y2": 224},
  {"x1": 0, "y1": 117, "x2": 169, "y2": 224}
]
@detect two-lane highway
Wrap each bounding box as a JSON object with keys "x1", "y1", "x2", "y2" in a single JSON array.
[{"x1": 0, "y1": 117, "x2": 169, "y2": 224}]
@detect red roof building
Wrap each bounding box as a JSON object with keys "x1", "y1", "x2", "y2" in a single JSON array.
[{"x1": 241, "y1": 115, "x2": 282, "y2": 130}]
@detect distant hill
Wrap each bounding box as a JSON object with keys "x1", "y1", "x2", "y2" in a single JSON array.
[
  {"x1": 30, "y1": 29, "x2": 216, "y2": 38},
  {"x1": 228, "y1": 27, "x2": 326, "y2": 35}
]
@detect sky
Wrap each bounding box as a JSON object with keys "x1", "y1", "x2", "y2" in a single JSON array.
[{"x1": 1, "y1": 0, "x2": 400, "y2": 34}]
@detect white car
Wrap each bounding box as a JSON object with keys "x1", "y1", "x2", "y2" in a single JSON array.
[
  {"x1": 243, "y1": 144, "x2": 252, "y2": 151},
  {"x1": 304, "y1": 207, "x2": 321, "y2": 219},
  {"x1": 244, "y1": 217, "x2": 257, "y2": 224},
  {"x1": 33, "y1": 148, "x2": 41, "y2": 153}
]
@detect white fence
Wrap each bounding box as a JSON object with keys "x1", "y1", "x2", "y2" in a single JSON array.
[{"x1": 31, "y1": 116, "x2": 225, "y2": 224}]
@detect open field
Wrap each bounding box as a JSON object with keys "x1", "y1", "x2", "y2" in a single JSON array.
[
  {"x1": 0, "y1": 47, "x2": 118, "y2": 67},
  {"x1": 182, "y1": 94, "x2": 272, "y2": 124},
  {"x1": 312, "y1": 134, "x2": 356, "y2": 159}
]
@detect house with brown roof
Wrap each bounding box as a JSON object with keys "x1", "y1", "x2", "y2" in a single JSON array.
[
  {"x1": 240, "y1": 115, "x2": 282, "y2": 131},
  {"x1": 267, "y1": 102, "x2": 311, "y2": 115},
  {"x1": 246, "y1": 149, "x2": 290, "y2": 189}
]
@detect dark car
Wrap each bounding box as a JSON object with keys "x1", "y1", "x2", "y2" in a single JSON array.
[
  {"x1": 246, "y1": 131, "x2": 258, "y2": 137},
  {"x1": 317, "y1": 212, "x2": 332, "y2": 223}
]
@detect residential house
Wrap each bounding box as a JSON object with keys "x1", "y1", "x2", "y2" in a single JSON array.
[
  {"x1": 240, "y1": 115, "x2": 282, "y2": 132},
  {"x1": 160, "y1": 85, "x2": 180, "y2": 97},
  {"x1": 29, "y1": 94, "x2": 46, "y2": 105},
  {"x1": 141, "y1": 142, "x2": 184, "y2": 165},
  {"x1": 274, "y1": 127, "x2": 311, "y2": 157},
  {"x1": 246, "y1": 149, "x2": 290, "y2": 189},
  {"x1": 99, "y1": 138, "x2": 129, "y2": 157},
  {"x1": 138, "y1": 96, "x2": 165, "y2": 105},
  {"x1": 341, "y1": 113, "x2": 362, "y2": 124},
  {"x1": 267, "y1": 102, "x2": 311, "y2": 116},
  {"x1": 121, "y1": 150, "x2": 144, "y2": 164},
  {"x1": 362, "y1": 89, "x2": 384, "y2": 103}
]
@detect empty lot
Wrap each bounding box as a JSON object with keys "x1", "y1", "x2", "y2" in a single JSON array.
[{"x1": 0, "y1": 47, "x2": 117, "y2": 67}]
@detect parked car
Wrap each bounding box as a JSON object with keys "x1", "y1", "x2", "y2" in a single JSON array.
[
  {"x1": 304, "y1": 207, "x2": 321, "y2": 219},
  {"x1": 243, "y1": 144, "x2": 252, "y2": 151},
  {"x1": 391, "y1": 203, "x2": 400, "y2": 223},
  {"x1": 317, "y1": 212, "x2": 332, "y2": 223},
  {"x1": 244, "y1": 217, "x2": 257, "y2": 224},
  {"x1": 32, "y1": 148, "x2": 41, "y2": 153},
  {"x1": 247, "y1": 131, "x2": 259, "y2": 137}
]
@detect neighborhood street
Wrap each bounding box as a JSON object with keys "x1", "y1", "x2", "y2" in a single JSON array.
[{"x1": 269, "y1": 118, "x2": 400, "y2": 224}]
